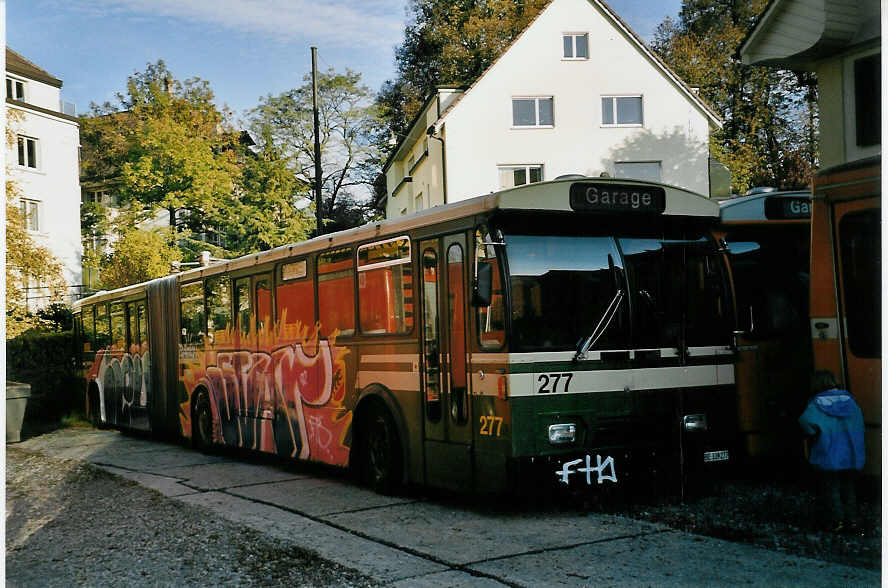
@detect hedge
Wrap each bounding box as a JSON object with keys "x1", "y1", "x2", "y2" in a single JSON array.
[{"x1": 6, "y1": 330, "x2": 83, "y2": 420}]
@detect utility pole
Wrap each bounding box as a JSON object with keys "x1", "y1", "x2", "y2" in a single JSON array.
[{"x1": 311, "y1": 47, "x2": 324, "y2": 236}]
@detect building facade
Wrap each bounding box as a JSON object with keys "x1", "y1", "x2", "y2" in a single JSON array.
[
  {"x1": 382, "y1": 0, "x2": 723, "y2": 218},
  {"x1": 6, "y1": 47, "x2": 82, "y2": 307}
]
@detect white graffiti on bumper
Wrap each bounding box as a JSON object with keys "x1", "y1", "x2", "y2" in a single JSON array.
[{"x1": 556, "y1": 454, "x2": 617, "y2": 485}]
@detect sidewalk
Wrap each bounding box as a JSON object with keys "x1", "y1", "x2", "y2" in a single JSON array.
[{"x1": 8, "y1": 427, "x2": 881, "y2": 587}]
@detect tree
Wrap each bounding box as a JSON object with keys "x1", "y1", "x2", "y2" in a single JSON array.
[
  {"x1": 248, "y1": 68, "x2": 383, "y2": 234},
  {"x1": 225, "y1": 126, "x2": 313, "y2": 254},
  {"x1": 6, "y1": 110, "x2": 67, "y2": 338},
  {"x1": 379, "y1": 0, "x2": 548, "y2": 142},
  {"x1": 80, "y1": 61, "x2": 314, "y2": 266},
  {"x1": 81, "y1": 61, "x2": 240, "y2": 237},
  {"x1": 651, "y1": 2, "x2": 818, "y2": 193},
  {"x1": 97, "y1": 228, "x2": 182, "y2": 291}
]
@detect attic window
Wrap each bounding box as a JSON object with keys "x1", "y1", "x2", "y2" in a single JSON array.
[
  {"x1": 563, "y1": 34, "x2": 588, "y2": 59},
  {"x1": 6, "y1": 77, "x2": 25, "y2": 101}
]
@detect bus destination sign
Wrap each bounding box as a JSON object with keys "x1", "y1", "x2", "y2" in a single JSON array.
[
  {"x1": 569, "y1": 182, "x2": 666, "y2": 214},
  {"x1": 764, "y1": 196, "x2": 811, "y2": 220}
]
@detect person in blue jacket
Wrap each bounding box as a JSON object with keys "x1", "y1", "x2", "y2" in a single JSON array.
[{"x1": 798, "y1": 370, "x2": 865, "y2": 532}]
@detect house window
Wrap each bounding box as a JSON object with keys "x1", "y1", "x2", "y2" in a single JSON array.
[
  {"x1": 84, "y1": 190, "x2": 112, "y2": 205},
  {"x1": 601, "y1": 96, "x2": 643, "y2": 126},
  {"x1": 854, "y1": 53, "x2": 880, "y2": 147},
  {"x1": 614, "y1": 161, "x2": 662, "y2": 183},
  {"x1": 512, "y1": 97, "x2": 554, "y2": 127},
  {"x1": 19, "y1": 199, "x2": 39, "y2": 232},
  {"x1": 415, "y1": 191, "x2": 424, "y2": 211},
  {"x1": 563, "y1": 33, "x2": 588, "y2": 59},
  {"x1": 17, "y1": 136, "x2": 38, "y2": 168},
  {"x1": 6, "y1": 77, "x2": 25, "y2": 101},
  {"x1": 498, "y1": 165, "x2": 543, "y2": 189}
]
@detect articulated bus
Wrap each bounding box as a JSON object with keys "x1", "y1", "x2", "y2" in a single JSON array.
[
  {"x1": 73, "y1": 177, "x2": 736, "y2": 498},
  {"x1": 808, "y1": 157, "x2": 881, "y2": 477},
  {"x1": 717, "y1": 190, "x2": 813, "y2": 468}
]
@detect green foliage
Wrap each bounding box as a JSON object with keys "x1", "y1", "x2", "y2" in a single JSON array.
[
  {"x1": 6, "y1": 330, "x2": 81, "y2": 420},
  {"x1": 379, "y1": 0, "x2": 548, "y2": 141},
  {"x1": 98, "y1": 228, "x2": 182, "y2": 290},
  {"x1": 248, "y1": 68, "x2": 382, "y2": 234},
  {"x1": 81, "y1": 60, "x2": 316, "y2": 262},
  {"x1": 36, "y1": 303, "x2": 74, "y2": 332},
  {"x1": 652, "y1": 1, "x2": 818, "y2": 193}
]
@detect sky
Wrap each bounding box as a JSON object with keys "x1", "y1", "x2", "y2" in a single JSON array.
[{"x1": 8, "y1": 0, "x2": 681, "y2": 123}]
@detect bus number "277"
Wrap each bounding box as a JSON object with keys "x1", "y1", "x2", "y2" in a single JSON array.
[{"x1": 537, "y1": 373, "x2": 573, "y2": 394}]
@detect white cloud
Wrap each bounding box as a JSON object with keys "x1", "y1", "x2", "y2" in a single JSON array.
[{"x1": 81, "y1": 0, "x2": 405, "y2": 48}]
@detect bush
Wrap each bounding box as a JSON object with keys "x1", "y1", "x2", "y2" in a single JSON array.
[{"x1": 6, "y1": 330, "x2": 82, "y2": 420}]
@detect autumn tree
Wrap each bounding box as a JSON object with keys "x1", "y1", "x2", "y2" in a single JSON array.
[
  {"x1": 248, "y1": 68, "x2": 383, "y2": 234},
  {"x1": 378, "y1": 0, "x2": 548, "y2": 142},
  {"x1": 80, "y1": 60, "x2": 313, "y2": 271},
  {"x1": 96, "y1": 228, "x2": 182, "y2": 290},
  {"x1": 652, "y1": 1, "x2": 818, "y2": 193}
]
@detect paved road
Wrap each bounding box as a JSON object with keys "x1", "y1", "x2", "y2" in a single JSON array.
[{"x1": 16, "y1": 428, "x2": 879, "y2": 587}]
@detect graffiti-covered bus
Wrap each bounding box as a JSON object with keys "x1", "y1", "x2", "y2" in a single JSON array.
[
  {"x1": 73, "y1": 177, "x2": 737, "y2": 498},
  {"x1": 808, "y1": 157, "x2": 880, "y2": 477},
  {"x1": 717, "y1": 189, "x2": 812, "y2": 468}
]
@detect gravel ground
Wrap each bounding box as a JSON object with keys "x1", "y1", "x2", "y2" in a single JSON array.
[
  {"x1": 6, "y1": 429, "x2": 880, "y2": 586},
  {"x1": 621, "y1": 473, "x2": 881, "y2": 572},
  {"x1": 6, "y1": 447, "x2": 381, "y2": 587}
]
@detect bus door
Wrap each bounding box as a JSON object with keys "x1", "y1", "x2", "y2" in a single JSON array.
[
  {"x1": 419, "y1": 234, "x2": 473, "y2": 490},
  {"x1": 831, "y1": 198, "x2": 880, "y2": 472},
  {"x1": 233, "y1": 276, "x2": 258, "y2": 449}
]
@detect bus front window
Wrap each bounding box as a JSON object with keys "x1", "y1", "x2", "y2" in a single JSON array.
[{"x1": 506, "y1": 235, "x2": 628, "y2": 352}]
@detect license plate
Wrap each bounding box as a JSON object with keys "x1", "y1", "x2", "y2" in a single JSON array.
[{"x1": 703, "y1": 450, "x2": 729, "y2": 463}]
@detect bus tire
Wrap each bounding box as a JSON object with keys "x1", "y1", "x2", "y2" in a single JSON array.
[
  {"x1": 192, "y1": 391, "x2": 215, "y2": 452},
  {"x1": 362, "y1": 403, "x2": 402, "y2": 495}
]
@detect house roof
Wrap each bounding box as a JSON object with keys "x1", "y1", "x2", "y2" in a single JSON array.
[
  {"x1": 738, "y1": 0, "x2": 880, "y2": 68},
  {"x1": 386, "y1": 0, "x2": 723, "y2": 169},
  {"x1": 6, "y1": 47, "x2": 63, "y2": 88}
]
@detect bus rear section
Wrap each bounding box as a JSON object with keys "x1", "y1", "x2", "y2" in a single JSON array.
[
  {"x1": 810, "y1": 158, "x2": 880, "y2": 478},
  {"x1": 469, "y1": 184, "x2": 736, "y2": 499}
]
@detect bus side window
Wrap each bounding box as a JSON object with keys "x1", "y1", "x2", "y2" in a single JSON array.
[
  {"x1": 137, "y1": 301, "x2": 148, "y2": 352},
  {"x1": 82, "y1": 305, "x2": 95, "y2": 353},
  {"x1": 95, "y1": 303, "x2": 111, "y2": 351},
  {"x1": 127, "y1": 301, "x2": 139, "y2": 353},
  {"x1": 358, "y1": 236, "x2": 413, "y2": 335},
  {"x1": 318, "y1": 247, "x2": 355, "y2": 338},
  {"x1": 205, "y1": 275, "x2": 232, "y2": 347},
  {"x1": 474, "y1": 227, "x2": 505, "y2": 349},
  {"x1": 180, "y1": 282, "x2": 205, "y2": 347},
  {"x1": 277, "y1": 260, "x2": 315, "y2": 339},
  {"x1": 256, "y1": 276, "x2": 272, "y2": 334},
  {"x1": 234, "y1": 277, "x2": 252, "y2": 339}
]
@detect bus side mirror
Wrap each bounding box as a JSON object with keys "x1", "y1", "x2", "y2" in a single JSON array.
[{"x1": 473, "y1": 263, "x2": 492, "y2": 307}]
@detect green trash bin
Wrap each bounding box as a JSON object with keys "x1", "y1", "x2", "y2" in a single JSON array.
[{"x1": 7, "y1": 381, "x2": 32, "y2": 443}]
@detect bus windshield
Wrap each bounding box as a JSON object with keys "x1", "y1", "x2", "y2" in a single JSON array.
[{"x1": 504, "y1": 225, "x2": 730, "y2": 352}]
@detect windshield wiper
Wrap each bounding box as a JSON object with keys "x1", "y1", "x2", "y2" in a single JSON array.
[{"x1": 574, "y1": 289, "x2": 624, "y2": 362}]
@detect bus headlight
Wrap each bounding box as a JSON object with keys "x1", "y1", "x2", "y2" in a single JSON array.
[
  {"x1": 683, "y1": 414, "x2": 708, "y2": 432},
  {"x1": 548, "y1": 423, "x2": 577, "y2": 445}
]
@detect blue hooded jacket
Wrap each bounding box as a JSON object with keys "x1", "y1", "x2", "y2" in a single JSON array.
[{"x1": 798, "y1": 389, "x2": 865, "y2": 471}]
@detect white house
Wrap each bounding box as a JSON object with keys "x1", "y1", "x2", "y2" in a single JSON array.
[
  {"x1": 6, "y1": 47, "x2": 83, "y2": 308},
  {"x1": 382, "y1": 0, "x2": 723, "y2": 218}
]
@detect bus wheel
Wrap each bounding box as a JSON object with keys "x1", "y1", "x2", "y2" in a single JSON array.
[
  {"x1": 193, "y1": 392, "x2": 215, "y2": 452},
  {"x1": 363, "y1": 405, "x2": 402, "y2": 495}
]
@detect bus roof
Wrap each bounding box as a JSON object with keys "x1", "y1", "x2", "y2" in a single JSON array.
[
  {"x1": 74, "y1": 177, "x2": 717, "y2": 310},
  {"x1": 719, "y1": 190, "x2": 811, "y2": 222}
]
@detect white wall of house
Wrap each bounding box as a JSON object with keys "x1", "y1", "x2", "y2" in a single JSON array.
[
  {"x1": 384, "y1": 0, "x2": 717, "y2": 217},
  {"x1": 443, "y1": 0, "x2": 713, "y2": 203},
  {"x1": 7, "y1": 69, "x2": 83, "y2": 306}
]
